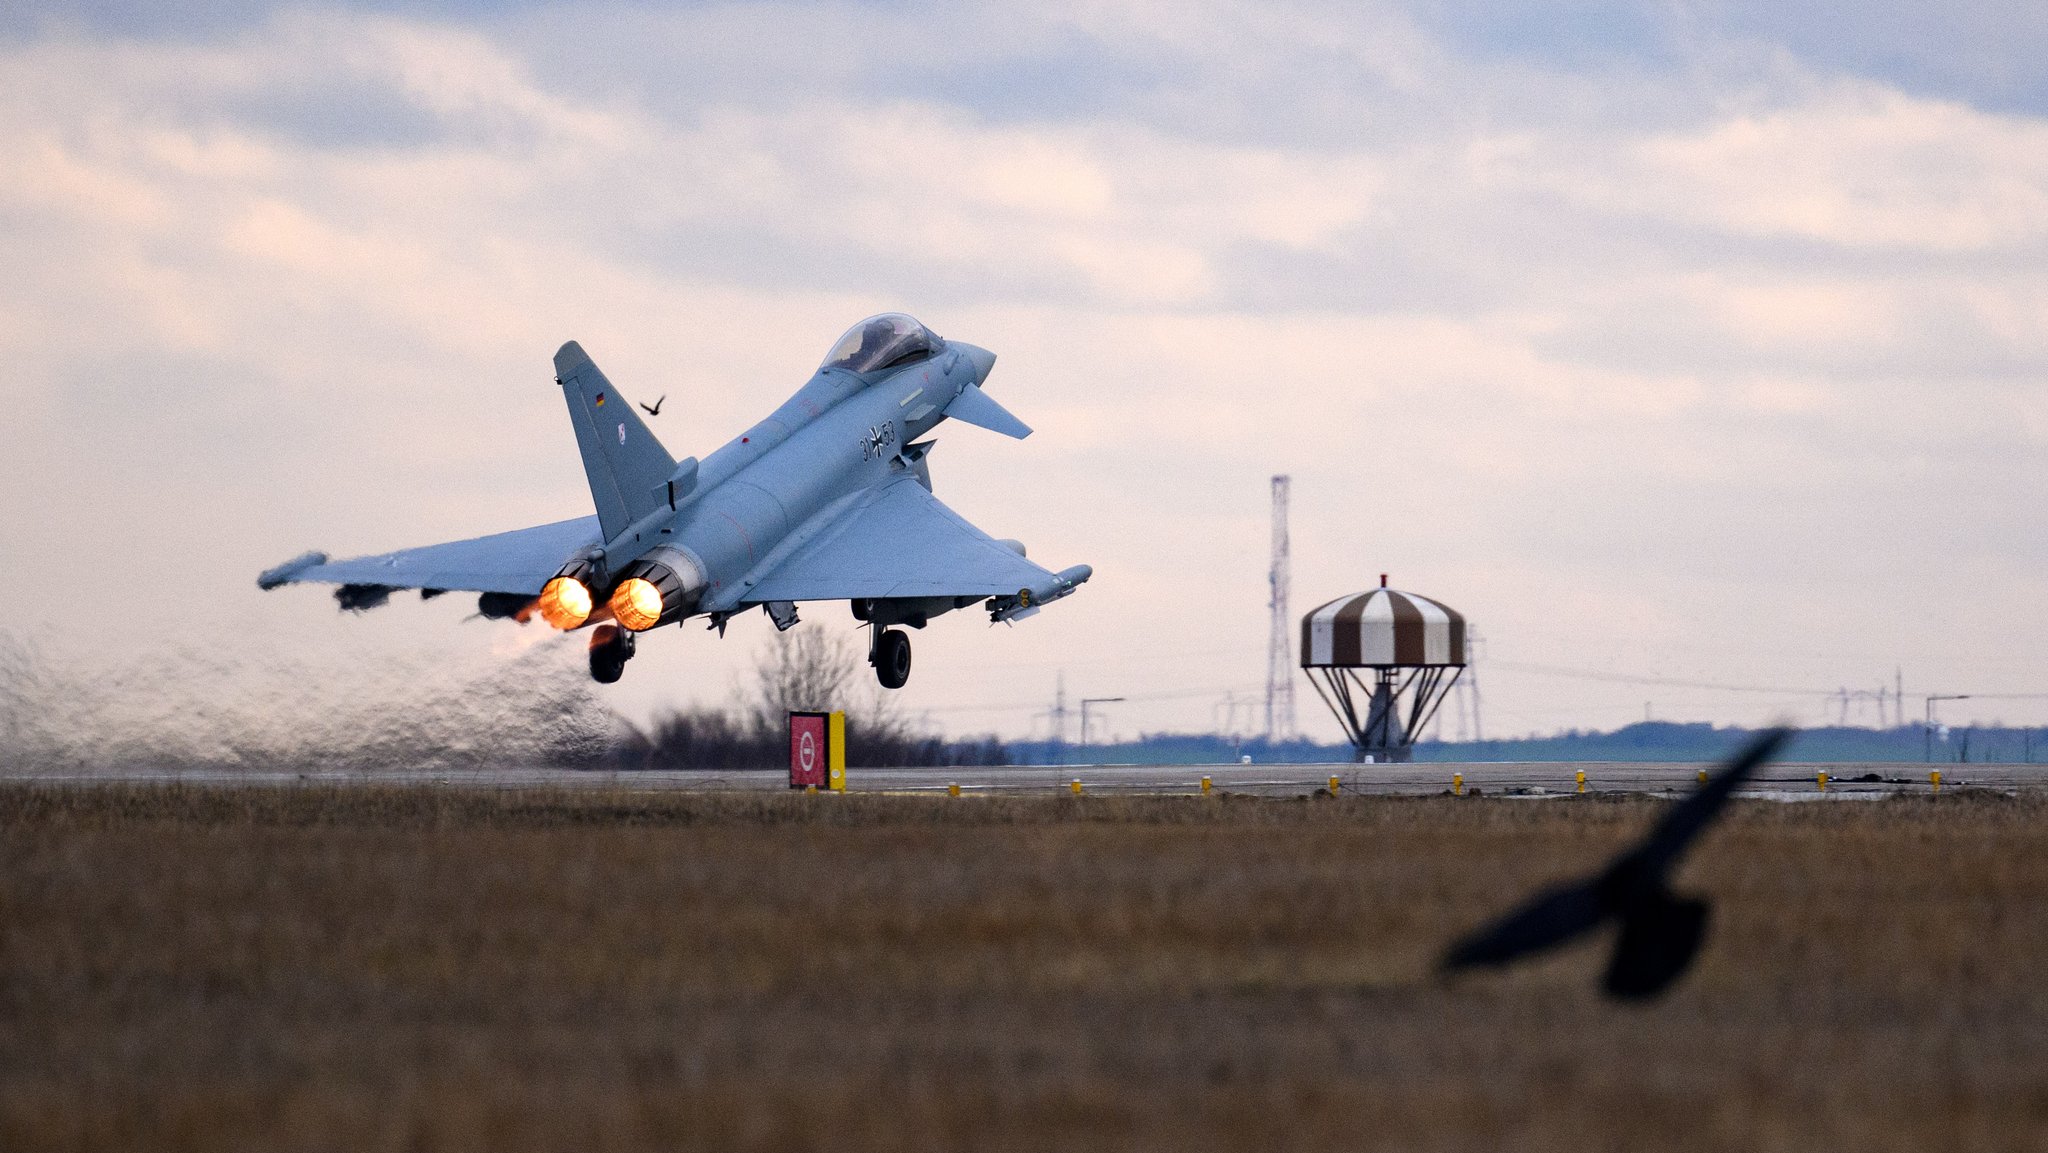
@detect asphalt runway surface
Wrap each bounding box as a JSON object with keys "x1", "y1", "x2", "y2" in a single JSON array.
[{"x1": 5, "y1": 760, "x2": 2043, "y2": 799}]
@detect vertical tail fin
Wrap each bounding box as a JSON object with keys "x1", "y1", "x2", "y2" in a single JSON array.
[{"x1": 554, "y1": 341, "x2": 677, "y2": 542}]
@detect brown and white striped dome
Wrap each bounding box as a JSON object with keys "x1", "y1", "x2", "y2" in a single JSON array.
[{"x1": 1301, "y1": 588, "x2": 1467, "y2": 668}]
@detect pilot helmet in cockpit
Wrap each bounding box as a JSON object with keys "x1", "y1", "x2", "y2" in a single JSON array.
[{"x1": 820, "y1": 313, "x2": 941, "y2": 375}]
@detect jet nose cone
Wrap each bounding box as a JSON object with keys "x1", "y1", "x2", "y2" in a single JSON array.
[{"x1": 954, "y1": 342, "x2": 997, "y2": 383}]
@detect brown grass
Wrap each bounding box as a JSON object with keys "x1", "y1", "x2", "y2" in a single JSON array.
[{"x1": 2, "y1": 785, "x2": 2045, "y2": 1152}]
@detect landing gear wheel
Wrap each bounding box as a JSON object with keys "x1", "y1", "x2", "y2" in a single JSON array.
[
  {"x1": 588, "y1": 623, "x2": 636, "y2": 684},
  {"x1": 871, "y1": 627, "x2": 912, "y2": 689}
]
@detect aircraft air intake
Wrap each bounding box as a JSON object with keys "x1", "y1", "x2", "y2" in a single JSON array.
[{"x1": 606, "y1": 546, "x2": 707, "y2": 632}]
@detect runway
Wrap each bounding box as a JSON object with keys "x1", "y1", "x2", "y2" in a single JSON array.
[{"x1": 4, "y1": 760, "x2": 2043, "y2": 798}]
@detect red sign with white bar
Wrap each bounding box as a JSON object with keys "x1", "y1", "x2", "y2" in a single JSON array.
[{"x1": 788, "y1": 712, "x2": 828, "y2": 789}]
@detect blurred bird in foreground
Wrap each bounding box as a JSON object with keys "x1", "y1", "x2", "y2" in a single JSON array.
[{"x1": 1439, "y1": 727, "x2": 1795, "y2": 1000}]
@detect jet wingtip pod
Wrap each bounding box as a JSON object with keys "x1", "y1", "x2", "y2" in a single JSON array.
[{"x1": 257, "y1": 550, "x2": 329, "y2": 590}]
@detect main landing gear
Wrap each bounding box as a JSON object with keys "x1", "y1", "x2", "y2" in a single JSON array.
[
  {"x1": 870, "y1": 626, "x2": 912, "y2": 689},
  {"x1": 589, "y1": 623, "x2": 636, "y2": 683}
]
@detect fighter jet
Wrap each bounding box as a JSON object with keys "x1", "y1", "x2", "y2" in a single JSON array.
[{"x1": 259, "y1": 313, "x2": 1091, "y2": 685}]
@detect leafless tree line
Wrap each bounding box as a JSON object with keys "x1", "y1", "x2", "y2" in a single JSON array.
[{"x1": 627, "y1": 625, "x2": 1007, "y2": 770}]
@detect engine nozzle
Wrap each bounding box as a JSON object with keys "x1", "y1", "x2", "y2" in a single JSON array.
[
  {"x1": 606, "y1": 546, "x2": 707, "y2": 632},
  {"x1": 536, "y1": 557, "x2": 606, "y2": 630},
  {"x1": 610, "y1": 577, "x2": 662, "y2": 631}
]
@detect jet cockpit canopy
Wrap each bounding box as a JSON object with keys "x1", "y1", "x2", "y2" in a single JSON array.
[{"x1": 821, "y1": 313, "x2": 942, "y2": 375}]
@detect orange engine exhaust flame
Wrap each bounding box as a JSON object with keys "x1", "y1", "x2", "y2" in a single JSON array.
[
  {"x1": 609, "y1": 577, "x2": 664, "y2": 632},
  {"x1": 536, "y1": 576, "x2": 593, "y2": 631}
]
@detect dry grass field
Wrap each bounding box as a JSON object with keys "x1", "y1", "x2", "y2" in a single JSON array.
[{"x1": 2, "y1": 784, "x2": 2045, "y2": 1152}]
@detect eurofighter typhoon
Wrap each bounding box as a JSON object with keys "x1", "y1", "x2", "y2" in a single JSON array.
[{"x1": 259, "y1": 314, "x2": 1091, "y2": 686}]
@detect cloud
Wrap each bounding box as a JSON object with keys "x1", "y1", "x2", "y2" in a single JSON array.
[{"x1": 1585, "y1": 83, "x2": 2048, "y2": 251}]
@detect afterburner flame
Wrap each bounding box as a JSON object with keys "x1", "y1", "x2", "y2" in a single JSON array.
[
  {"x1": 537, "y1": 576, "x2": 593, "y2": 630},
  {"x1": 610, "y1": 577, "x2": 665, "y2": 632}
]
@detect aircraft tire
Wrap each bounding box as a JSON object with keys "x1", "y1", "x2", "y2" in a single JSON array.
[
  {"x1": 589, "y1": 624, "x2": 635, "y2": 684},
  {"x1": 874, "y1": 628, "x2": 912, "y2": 689}
]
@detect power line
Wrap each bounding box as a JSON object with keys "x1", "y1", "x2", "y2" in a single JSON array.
[
  {"x1": 1492, "y1": 659, "x2": 2045, "y2": 702},
  {"x1": 1488, "y1": 659, "x2": 1840, "y2": 696},
  {"x1": 912, "y1": 659, "x2": 2048, "y2": 724},
  {"x1": 918, "y1": 680, "x2": 1270, "y2": 716}
]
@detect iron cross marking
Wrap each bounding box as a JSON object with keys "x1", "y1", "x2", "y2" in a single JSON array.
[{"x1": 861, "y1": 421, "x2": 896, "y2": 461}]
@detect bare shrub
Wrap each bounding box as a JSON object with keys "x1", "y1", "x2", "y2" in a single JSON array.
[
  {"x1": 638, "y1": 623, "x2": 1006, "y2": 769},
  {"x1": 747, "y1": 624, "x2": 862, "y2": 732}
]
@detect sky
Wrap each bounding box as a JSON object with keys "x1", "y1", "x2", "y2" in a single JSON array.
[{"x1": 3, "y1": 0, "x2": 2046, "y2": 747}]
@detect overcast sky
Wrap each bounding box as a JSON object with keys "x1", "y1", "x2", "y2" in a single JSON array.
[{"x1": 4, "y1": 0, "x2": 2046, "y2": 744}]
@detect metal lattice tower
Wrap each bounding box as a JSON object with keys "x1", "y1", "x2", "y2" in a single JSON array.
[
  {"x1": 1452, "y1": 627, "x2": 1484, "y2": 742},
  {"x1": 1265, "y1": 475, "x2": 1296, "y2": 741}
]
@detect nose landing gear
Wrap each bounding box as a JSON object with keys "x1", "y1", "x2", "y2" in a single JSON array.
[
  {"x1": 589, "y1": 623, "x2": 636, "y2": 683},
  {"x1": 870, "y1": 626, "x2": 912, "y2": 689}
]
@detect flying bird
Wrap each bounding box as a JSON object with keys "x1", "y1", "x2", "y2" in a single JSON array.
[
  {"x1": 639, "y1": 394, "x2": 665, "y2": 417},
  {"x1": 1438, "y1": 726, "x2": 1794, "y2": 1000}
]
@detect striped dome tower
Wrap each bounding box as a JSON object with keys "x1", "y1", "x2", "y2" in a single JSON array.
[
  {"x1": 1301, "y1": 587, "x2": 1467, "y2": 668},
  {"x1": 1298, "y1": 577, "x2": 1469, "y2": 764}
]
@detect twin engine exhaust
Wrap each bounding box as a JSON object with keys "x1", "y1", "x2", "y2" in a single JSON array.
[
  {"x1": 534, "y1": 547, "x2": 707, "y2": 633},
  {"x1": 606, "y1": 547, "x2": 707, "y2": 631}
]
